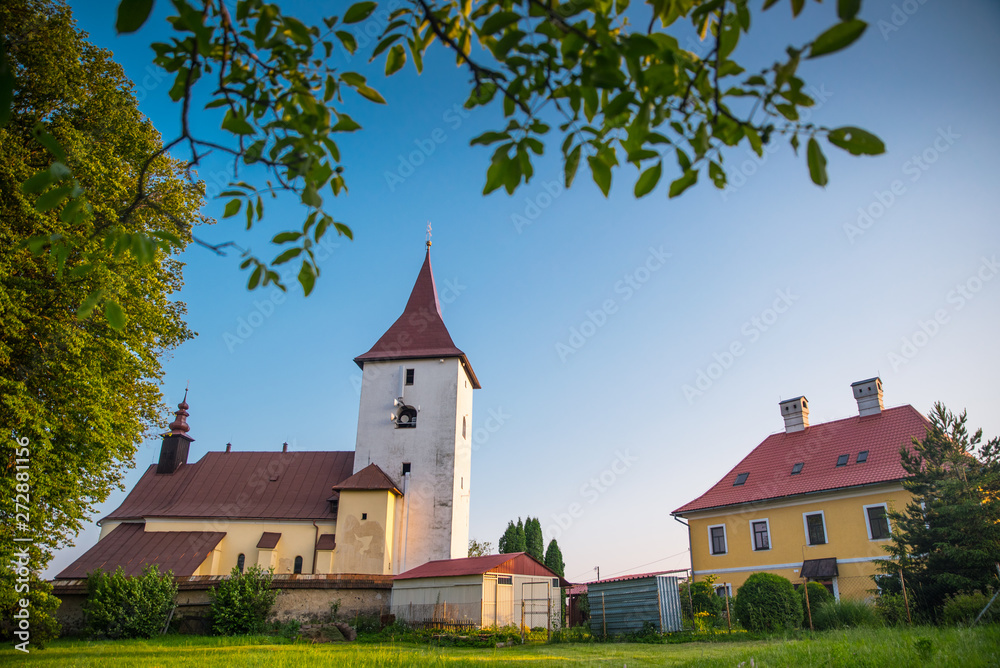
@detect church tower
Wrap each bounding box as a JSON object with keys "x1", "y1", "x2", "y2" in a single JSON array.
[{"x1": 352, "y1": 246, "x2": 480, "y2": 572}]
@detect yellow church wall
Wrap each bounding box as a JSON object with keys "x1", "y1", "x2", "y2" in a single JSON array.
[
  {"x1": 332, "y1": 490, "x2": 397, "y2": 575},
  {"x1": 684, "y1": 483, "x2": 909, "y2": 599},
  {"x1": 135, "y1": 518, "x2": 336, "y2": 576}
]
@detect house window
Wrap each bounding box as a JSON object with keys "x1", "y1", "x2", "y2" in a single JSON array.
[
  {"x1": 733, "y1": 472, "x2": 749, "y2": 486},
  {"x1": 715, "y1": 583, "x2": 733, "y2": 598},
  {"x1": 498, "y1": 576, "x2": 513, "y2": 586},
  {"x1": 857, "y1": 450, "x2": 869, "y2": 463},
  {"x1": 405, "y1": 368, "x2": 414, "y2": 385},
  {"x1": 552, "y1": 578, "x2": 560, "y2": 588},
  {"x1": 294, "y1": 556, "x2": 303, "y2": 574},
  {"x1": 791, "y1": 462, "x2": 804, "y2": 475},
  {"x1": 361, "y1": 513, "x2": 368, "y2": 520},
  {"x1": 708, "y1": 524, "x2": 727, "y2": 555},
  {"x1": 751, "y1": 520, "x2": 771, "y2": 551},
  {"x1": 804, "y1": 512, "x2": 827, "y2": 545},
  {"x1": 462, "y1": 416, "x2": 467, "y2": 439},
  {"x1": 836, "y1": 454, "x2": 849, "y2": 467},
  {"x1": 237, "y1": 553, "x2": 245, "y2": 573},
  {"x1": 402, "y1": 462, "x2": 411, "y2": 476},
  {"x1": 865, "y1": 504, "x2": 891, "y2": 540}
]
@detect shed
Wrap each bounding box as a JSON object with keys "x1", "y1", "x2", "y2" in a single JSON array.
[
  {"x1": 587, "y1": 572, "x2": 684, "y2": 636},
  {"x1": 392, "y1": 553, "x2": 566, "y2": 629}
]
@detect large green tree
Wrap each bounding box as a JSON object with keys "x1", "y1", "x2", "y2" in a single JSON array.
[
  {"x1": 544, "y1": 538, "x2": 565, "y2": 577},
  {"x1": 525, "y1": 516, "x2": 544, "y2": 561},
  {"x1": 0, "y1": 0, "x2": 202, "y2": 643},
  {"x1": 6, "y1": 0, "x2": 883, "y2": 315},
  {"x1": 878, "y1": 404, "x2": 1000, "y2": 618}
]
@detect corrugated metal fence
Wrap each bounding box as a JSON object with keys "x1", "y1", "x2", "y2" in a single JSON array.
[{"x1": 588, "y1": 575, "x2": 683, "y2": 636}]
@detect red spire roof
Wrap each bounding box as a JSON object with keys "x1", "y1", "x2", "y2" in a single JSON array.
[
  {"x1": 672, "y1": 405, "x2": 930, "y2": 515},
  {"x1": 354, "y1": 249, "x2": 480, "y2": 388}
]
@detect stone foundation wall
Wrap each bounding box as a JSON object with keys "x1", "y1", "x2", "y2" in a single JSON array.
[{"x1": 52, "y1": 574, "x2": 393, "y2": 637}]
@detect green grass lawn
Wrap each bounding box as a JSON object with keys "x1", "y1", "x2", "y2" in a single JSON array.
[{"x1": 4, "y1": 626, "x2": 998, "y2": 667}]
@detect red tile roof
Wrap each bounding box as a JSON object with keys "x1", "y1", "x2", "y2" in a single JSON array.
[
  {"x1": 331, "y1": 463, "x2": 401, "y2": 495},
  {"x1": 673, "y1": 405, "x2": 929, "y2": 515},
  {"x1": 354, "y1": 249, "x2": 480, "y2": 389},
  {"x1": 395, "y1": 552, "x2": 566, "y2": 584},
  {"x1": 56, "y1": 524, "x2": 224, "y2": 579},
  {"x1": 102, "y1": 450, "x2": 355, "y2": 522}
]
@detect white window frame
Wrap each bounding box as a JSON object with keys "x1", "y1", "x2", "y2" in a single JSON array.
[
  {"x1": 749, "y1": 518, "x2": 772, "y2": 551},
  {"x1": 802, "y1": 510, "x2": 828, "y2": 546},
  {"x1": 707, "y1": 523, "x2": 728, "y2": 556},
  {"x1": 715, "y1": 583, "x2": 733, "y2": 598},
  {"x1": 863, "y1": 503, "x2": 892, "y2": 541}
]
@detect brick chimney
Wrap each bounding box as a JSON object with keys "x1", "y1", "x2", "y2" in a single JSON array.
[
  {"x1": 157, "y1": 391, "x2": 194, "y2": 474},
  {"x1": 779, "y1": 396, "x2": 809, "y2": 433},
  {"x1": 851, "y1": 377, "x2": 884, "y2": 417}
]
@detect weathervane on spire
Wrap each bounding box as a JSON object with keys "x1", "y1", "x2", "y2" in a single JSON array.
[{"x1": 426, "y1": 221, "x2": 432, "y2": 248}]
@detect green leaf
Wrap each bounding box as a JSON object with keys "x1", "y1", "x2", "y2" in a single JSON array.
[
  {"x1": 222, "y1": 110, "x2": 255, "y2": 135},
  {"x1": 709, "y1": 161, "x2": 727, "y2": 189},
  {"x1": 470, "y1": 131, "x2": 509, "y2": 146},
  {"x1": 588, "y1": 156, "x2": 612, "y2": 197},
  {"x1": 343, "y1": 2, "x2": 377, "y2": 24},
  {"x1": 248, "y1": 265, "x2": 263, "y2": 290},
  {"x1": 298, "y1": 262, "x2": 316, "y2": 296},
  {"x1": 837, "y1": 0, "x2": 861, "y2": 21},
  {"x1": 334, "y1": 222, "x2": 353, "y2": 240},
  {"x1": 385, "y1": 44, "x2": 406, "y2": 75},
  {"x1": 104, "y1": 300, "x2": 127, "y2": 330},
  {"x1": 336, "y1": 31, "x2": 358, "y2": 55},
  {"x1": 223, "y1": 199, "x2": 242, "y2": 218},
  {"x1": 354, "y1": 85, "x2": 386, "y2": 104},
  {"x1": 668, "y1": 170, "x2": 698, "y2": 198},
  {"x1": 21, "y1": 169, "x2": 56, "y2": 195},
  {"x1": 634, "y1": 162, "x2": 662, "y2": 198},
  {"x1": 35, "y1": 185, "x2": 74, "y2": 212},
  {"x1": 480, "y1": 11, "x2": 520, "y2": 36},
  {"x1": 76, "y1": 289, "x2": 104, "y2": 320},
  {"x1": 564, "y1": 145, "x2": 581, "y2": 188},
  {"x1": 807, "y1": 137, "x2": 828, "y2": 186},
  {"x1": 827, "y1": 126, "x2": 886, "y2": 156},
  {"x1": 273, "y1": 248, "x2": 303, "y2": 265},
  {"x1": 809, "y1": 20, "x2": 867, "y2": 59},
  {"x1": 332, "y1": 114, "x2": 362, "y2": 132},
  {"x1": 31, "y1": 124, "x2": 67, "y2": 162},
  {"x1": 116, "y1": 0, "x2": 154, "y2": 34},
  {"x1": 273, "y1": 231, "x2": 302, "y2": 244}
]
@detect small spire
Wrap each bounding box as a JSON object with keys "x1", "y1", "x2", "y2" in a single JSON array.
[
  {"x1": 426, "y1": 221, "x2": 432, "y2": 249},
  {"x1": 168, "y1": 391, "x2": 190, "y2": 435}
]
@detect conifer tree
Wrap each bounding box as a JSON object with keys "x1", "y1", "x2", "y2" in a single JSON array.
[
  {"x1": 525, "y1": 517, "x2": 544, "y2": 562},
  {"x1": 514, "y1": 518, "x2": 527, "y2": 553},
  {"x1": 498, "y1": 521, "x2": 518, "y2": 554},
  {"x1": 544, "y1": 540, "x2": 565, "y2": 578}
]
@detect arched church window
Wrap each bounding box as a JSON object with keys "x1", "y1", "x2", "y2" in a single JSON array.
[
  {"x1": 237, "y1": 553, "x2": 245, "y2": 573},
  {"x1": 294, "y1": 556, "x2": 303, "y2": 574}
]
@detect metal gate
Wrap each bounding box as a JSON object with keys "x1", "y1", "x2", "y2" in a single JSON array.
[{"x1": 520, "y1": 580, "x2": 552, "y2": 631}]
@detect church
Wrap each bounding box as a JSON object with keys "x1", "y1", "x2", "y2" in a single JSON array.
[{"x1": 56, "y1": 245, "x2": 479, "y2": 583}]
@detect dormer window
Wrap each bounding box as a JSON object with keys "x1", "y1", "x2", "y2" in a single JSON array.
[
  {"x1": 836, "y1": 454, "x2": 849, "y2": 467},
  {"x1": 857, "y1": 450, "x2": 869, "y2": 463},
  {"x1": 733, "y1": 472, "x2": 749, "y2": 486},
  {"x1": 791, "y1": 462, "x2": 804, "y2": 475}
]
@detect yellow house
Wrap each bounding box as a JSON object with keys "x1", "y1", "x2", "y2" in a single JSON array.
[{"x1": 672, "y1": 378, "x2": 929, "y2": 600}]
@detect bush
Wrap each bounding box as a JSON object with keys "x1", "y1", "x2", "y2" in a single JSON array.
[
  {"x1": 811, "y1": 598, "x2": 882, "y2": 630},
  {"x1": 799, "y1": 582, "x2": 833, "y2": 621},
  {"x1": 875, "y1": 592, "x2": 910, "y2": 626},
  {"x1": 680, "y1": 575, "x2": 724, "y2": 630},
  {"x1": 83, "y1": 565, "x2": 177, "y2": 639},
  {"x1": 549, "y1": 624, "x2": 594, "y2": 643},
  {"x1": 209, "y1": 564, "x2": 278, "y2": 635},
  {"x1": 941, "y1": 590, "x2": 997, "y2": 626},
  {"x1": 733, "y1": 573, "x2": 803, "y2": 632}
]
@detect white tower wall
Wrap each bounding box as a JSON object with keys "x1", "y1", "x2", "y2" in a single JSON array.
[{"x1": 354, "y1": 357, "x2": 473, "y2": 571}]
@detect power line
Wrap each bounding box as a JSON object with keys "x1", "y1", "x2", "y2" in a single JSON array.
[{"x1": 602, "y1": 549, "x2": 690, "y2": 580}]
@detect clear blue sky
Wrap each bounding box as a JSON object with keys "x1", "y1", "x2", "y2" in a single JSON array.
[{"x1": 49, "y1": 1, "x2": 1000, "y2": 583}]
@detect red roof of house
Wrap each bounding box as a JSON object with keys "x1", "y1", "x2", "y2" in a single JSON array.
[
  {"x1": 331, "y1": 463, "x2": 401, "y2": 495},
  {"x1": 673, "y1": 405, "x2": 929, "y2": 515},
  {"x1": 102, "y1": 450, "x2": 355, "y2": 522},
  {"x1": 587, "y1": 569, "x2": 690, "y2": 585},
  {"x1": 395, "y1": 552, "x2": 566, "y2": 584},
  {"x1": 354, "y1": 249, "x2": 480, "y2": 389},
  {"x1": 256, "y1": 532, "x2": 281, "y2": 549},
  {"x1": 56, "y1": 523, "x2": 224, "y2": 579}
]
